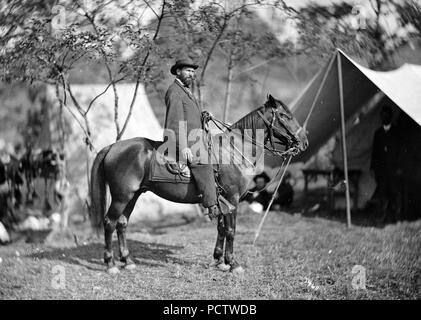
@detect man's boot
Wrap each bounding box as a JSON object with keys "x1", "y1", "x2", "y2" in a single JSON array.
[
  {"x1": 207, "y1": 204, "x2": 220, "y2": 220},
  {"x1": 206, "y1": 196, "x2": 235, "y2": 220},
  {"x1": 217, "y1": 195, "x2": 235, "y2": 215}
]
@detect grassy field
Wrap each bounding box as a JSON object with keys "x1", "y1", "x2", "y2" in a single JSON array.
[{"x1": 0, "y1": 211, "x2": 420, "y2": 300}]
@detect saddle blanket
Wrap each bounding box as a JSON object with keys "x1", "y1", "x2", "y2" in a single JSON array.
[{"x1": 149, "y1": 149, "x2": 192, "y2": 184}]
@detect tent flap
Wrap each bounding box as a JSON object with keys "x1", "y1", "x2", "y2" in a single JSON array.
[{"x1": 289, "y1": 49, "x2": 421, "y2": 164}]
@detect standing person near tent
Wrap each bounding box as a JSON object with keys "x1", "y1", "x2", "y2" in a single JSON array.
[
  {"x1": 370, "y1": 105, "x2": 402, "y2": 222},
  {"x1": 164, "y1": 58, "x2": 234, "y2": 219},
  {"x1": 396, "y1": 112, "x2": 421, "y2": 221}
]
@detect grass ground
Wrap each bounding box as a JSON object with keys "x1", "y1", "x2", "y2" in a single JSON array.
[{"x1": 0, "y1": 211, "x2": 420, "y2": 300}]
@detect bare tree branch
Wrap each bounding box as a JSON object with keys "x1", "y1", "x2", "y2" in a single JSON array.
[
  {"x1": 118, "y1": 0, "x2": 166, "y2": 140},
  {"x1": 78, "y1": 2, "x2": 122, "y2": 139},
  {"x1": 55, "y1": 81, "x2": 96, "y2": 152},
  {"x1": 142, "y1": 0, "x2": 160, "y2": 19},
  {"x1": 85, "y1": 76, "x2": 126, "y2": 115},
  {"x1": 199, "y1": 19, "x2": 228, "y2": 84}
]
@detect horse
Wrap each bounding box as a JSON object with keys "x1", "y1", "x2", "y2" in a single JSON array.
[
  {"x1": 20, "y1": 147, "x2": 41, "y2": 204},
  {"x1": 90, "y1": 94, "x2": 308, "y2": 274},
  {"x1": 0, "y1": 151, "x2": 24, "y2": 225},
  {"x1": 20, "y1": 148, "x2": 64, "y2": 211}
]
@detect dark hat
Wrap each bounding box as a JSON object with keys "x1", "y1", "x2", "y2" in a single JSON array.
[
  {"x1": 170, "y1": 58, "x2": 199, "y2": 75},
  {"x1": 253, "y1": 172, "x2": 270, "y2": 183}
]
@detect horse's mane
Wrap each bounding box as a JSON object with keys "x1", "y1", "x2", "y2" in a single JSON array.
[
  {"x1": 209, "y1": 107, "x2": 265, "y2": 170},
  {"x1": 229, "y1": 107, "x2": 262, "y2": 132}
]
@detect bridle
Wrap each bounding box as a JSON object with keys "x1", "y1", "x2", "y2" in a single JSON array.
[
  {"x1": 257, "y1": 103, "x2": 303, "y2": 158},
  {"x1": 209, "y1": 106, "x2": 304, "y2": 160},
  {"x1": 206, "y1": 99, "x2": 306, "y2": 198}
]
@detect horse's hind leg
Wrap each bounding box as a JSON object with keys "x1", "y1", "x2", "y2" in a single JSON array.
[
  {"x1": 103, "y1": 200, "x2": 125, "y2": 274},
  {"x1": 116, "y1": 194, "x2": 140, "y2": 270},
  {"x1": 116, "y1": 215, "x2": 134, "y2": 269}
]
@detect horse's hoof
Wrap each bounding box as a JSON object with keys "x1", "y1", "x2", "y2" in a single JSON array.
[
  {"x1": 124, "y1": 263, "x2": 136, "y2": 270},
  {"x1": 107, "y1": 266, "x2": 120, "y2": 274},
  {"x1": 231, "y1": 266, "x2": 245, "y2": 274},
  {"x1": 217, "y1": 263, "x2": 231, "y2": 272}
]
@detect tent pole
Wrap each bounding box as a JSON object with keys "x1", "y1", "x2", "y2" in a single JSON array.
[{"x1": 337, "y1": 52, "x2": 352, "y2": 228}]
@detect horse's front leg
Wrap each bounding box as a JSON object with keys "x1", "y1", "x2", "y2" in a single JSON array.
[
  {"x1": 212, "y1": 215, "x2": 230, "y2": 271},
  {"x1": 224, "y1": 197, "x2": 244, "y2": 274}
]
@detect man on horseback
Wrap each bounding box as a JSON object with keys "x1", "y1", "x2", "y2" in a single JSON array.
[{"x1": 164, "y1": 58, "x2": 234, "y2": 219}]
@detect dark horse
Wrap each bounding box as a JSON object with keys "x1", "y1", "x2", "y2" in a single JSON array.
[
  {"x1": 90, "y1": 95, "x2": 308, "y2": 274},
  {"x1": 0, "y1": 152, "x2": 24, "y2": 225},
  {"x1": 20, "y1": 148, "x2": 64, "y2": 211}
]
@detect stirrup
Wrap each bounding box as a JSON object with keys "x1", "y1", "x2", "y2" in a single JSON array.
[{"x1": 218, "y1": 195, "x2": 235, "y2": 215}]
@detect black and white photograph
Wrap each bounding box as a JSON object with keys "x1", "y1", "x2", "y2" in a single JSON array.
[{"x1": 0, "y1": 0, "x2": 420, "y2": 304}]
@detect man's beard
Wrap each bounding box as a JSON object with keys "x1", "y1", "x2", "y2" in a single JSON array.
[{"x1": 178, "y1": 74, "x2": 194, "y2": 87}]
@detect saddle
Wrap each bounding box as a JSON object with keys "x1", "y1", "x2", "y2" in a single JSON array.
[
  {"x1": 149, "y1": 148, "x2": 234, "y2": 215},
  {"x1": 150, "y1": 112, "x2": 212, "y2": 184},
  {"x1": 149, "y1": 149, "x2": 192, "y2": 183},
  {"x1": 149, "y1": 112, "x2": 235, "y2": 214}
]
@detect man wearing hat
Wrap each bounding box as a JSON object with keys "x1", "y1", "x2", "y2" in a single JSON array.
[
  {"x1": 370, "y1": 105, "x2": 402, "y2": 222},
  {"x1": 245, "y1": 172, "x2": 272, "y2": 210},
  {"x1": 164, "y1": 58, "x2": 233, "y2": 219}
]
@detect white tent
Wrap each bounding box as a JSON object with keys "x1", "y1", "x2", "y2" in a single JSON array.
[
  {"x1": 289, "y1": 49, "x2": 421, "y2": 225},
  {"x1": 47, "y1": 83, "x2": 197, "y2": 222},
  {"x1": 292, "y1": 49, "x2": 421, "y2": 162}
]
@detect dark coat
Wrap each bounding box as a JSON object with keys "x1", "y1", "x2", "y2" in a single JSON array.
[
  {"x1": 163, "y1": 79, "x2": 217, "y2": 207},
  {"x1": 164, "y1": 80, "x2": 203, "y2": 152},
  {"x1": 245, "y1": 187, "x2": 272, "y2": 210},
  {"x1": 275, "y1": 182, "x2": 294, "y2": 207},
  {"x1": 370, "y1": 126, "x2": 401, "y2": 178}
]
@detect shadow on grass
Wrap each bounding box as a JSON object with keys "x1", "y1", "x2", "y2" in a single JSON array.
[
  {"x1": 301, "y1": 206, "x2": 421, "y2": 228},
  {"x1": 129, "y1": 214, "x2": 198, "y2": 235},
  {"x1": 292, "y1": 190, "x2": 418, "y2": 228},
  {"x1": 26, "y1": 239, "x2": 187, "y2": 271}
]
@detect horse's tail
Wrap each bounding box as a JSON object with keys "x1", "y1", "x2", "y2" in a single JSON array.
[{"x1": 89, "y1": 145, "x2": 112, "y2": 234}]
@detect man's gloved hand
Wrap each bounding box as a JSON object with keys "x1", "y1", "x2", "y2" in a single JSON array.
[{"x1": 181, "y1": 147, "x2": 193, "y2": 163}]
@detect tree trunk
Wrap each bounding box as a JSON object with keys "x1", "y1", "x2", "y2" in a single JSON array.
[{"x1": 223, "y1": 57, "x2": 234, "y2": 123}]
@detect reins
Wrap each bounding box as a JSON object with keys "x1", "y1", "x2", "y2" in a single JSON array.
[
  {"x1": 204, "y1": 109, "x2": 300, "y2": 246},
  {"x1": 253, "y1": 155, "x2": 293, "y2": 245},
  {"x1": 209, "y1": 114, "x2": 299, "y2": 160},
  {"x1": 206, "y1": 110, "x2": 299, "y2": 195}
]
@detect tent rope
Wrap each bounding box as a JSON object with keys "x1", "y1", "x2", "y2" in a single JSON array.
[{"x1": 253, "y1": 155, "x2": 293, "y2": 246}]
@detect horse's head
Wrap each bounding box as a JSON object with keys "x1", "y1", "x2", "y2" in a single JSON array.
[{"x1": 259, "y1": 94, "x2": 308, "y2": 155}]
